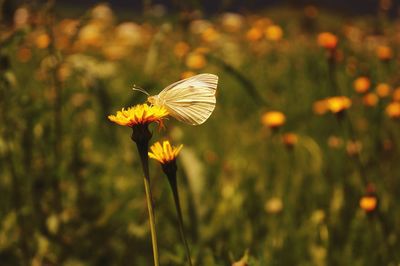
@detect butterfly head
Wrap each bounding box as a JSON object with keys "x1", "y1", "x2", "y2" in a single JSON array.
[{"x1": 147, "y1": 95, "x2": 159, "y2": 106}]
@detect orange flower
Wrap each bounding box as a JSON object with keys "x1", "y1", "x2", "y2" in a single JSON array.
[
  {"x1": 261, "y1": 111, "x2": 286, "y2": 128},
  {"x1": 35, "y1": 33, "x2": 51, "y2": 49},
  {"x1": 376, "y1": 83, "x2": 392, "y2": 98},
  {"x1": 359, "y1": 196, "x2": 377, "y2": 212},
  {"x1": 201, "y1": 27, "x2": 219, "y2": 43},
  {"x1": 246, "y1": 27, "x2": 263, "y2": 42},
  {"x1": 220, "y1": 13, "x2": 244, "y2": 32},
  {"x1": 17, "y1": 47, "x2": 31, "y2": 62},
  {"x1": 392, "y1": 87, "x2": 400, "y2": 102},
  {"x1": 386, "y1": 102, "x2": 400, "y2": 118},
  {"x1": 376, "y1": 45, "x2": 392, "y2": 61},
  {"x1": 174, "y1": 41, "x2": 190, "y2": 58},
  {"x1": 317, "y1": 32, "x2": 338, "y2": 50},
  {"x1": 180, "y1": 71, "x2": 196, "y2": 79},
  {"x1": 264, "y1": 197, "x2": 283, "y2": 214},
  {"x1": 185, "y1": 52, "x2": 206, "y2": 69},
  {"x1": 108, "y1": 104, "x2": 168, "y2": 127},
  {"x1": 313, "y1": 100, "x2": 328, "y2": 115},
  {"x1": 362, "y1": 93, "x2": 379, "y2": 107},
  {"x1": 326, "y1": 96, "x2": 351, "y2": 114},
  {"x1": 265, "y1": 25, "x2": 283, "y2": 41},
  {"x1": 281, "y1": 133, "x2": 298, "y2": 148},
  {"x1": 353, "y1": 76, "x2": 370, "y2": 94}
]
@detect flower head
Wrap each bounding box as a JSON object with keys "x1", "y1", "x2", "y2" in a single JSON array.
[
  {"x1": 317, "y1": 32, "x2": 338, "y2": 50},
  {"x1": 261, "y1": 111, "x2": 286, "y2": 129},
  {"x1": 359, "y1": 184, "x2": 378, "y2": 213},
  {"x1": 148, "y1": 141, "x2": 183, "y2": 165},
  {"x1": 376, "y1": 45, "x2": 392, "y2": 61},
  {"x1": 326, "y1": 96, "x2": 351, "y2": 114},
  {"x1": 386, "y1": 102, "x2": 400, "y2": 119},
  {"x1": 108, "y1": 104, "x2": 168, "y2": 127},
  {"x1": 353, "y1": 76, "x2": 371, "y2": 94}
]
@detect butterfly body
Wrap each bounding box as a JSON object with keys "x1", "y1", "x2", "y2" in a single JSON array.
[{"x1": 147, "y1": 73, "x2": 218, "y2": 125}]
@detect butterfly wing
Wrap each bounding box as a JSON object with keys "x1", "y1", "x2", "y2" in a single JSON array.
[{"x1": 158, "y1": 73, "x2": 218, "y2": 125}]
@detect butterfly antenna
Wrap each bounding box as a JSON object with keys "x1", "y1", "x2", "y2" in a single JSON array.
[{"x1": 132, "y1": 84, "x2": 150, "y2": 96}]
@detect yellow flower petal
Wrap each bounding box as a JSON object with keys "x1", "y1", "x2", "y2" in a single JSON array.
[{"x1": 148, "y1": 140, "x2": 183, "y2": 164}]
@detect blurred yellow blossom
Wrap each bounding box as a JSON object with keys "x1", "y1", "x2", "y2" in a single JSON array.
[
  {"x1": 202, "y1": 27, "x2": 219, "y2": 43},
  {"x1": 281, "y1": 133, "x2": 298, "y2": 148},
  {"x1": 326, "y1": 96, "x2": 351, "y2": 114},
  {"x1": 108, "y1": 104, "x2": 168, "y2": 127},
  {"x1": 376, "y1": 45, "x2": 392, "y2": 61},
  {"x1": 91, "y1": 4, "x2": 114, "y2": 23},
  {"x1": 353, "y1": 76, "x2": 370, "y2": 94},
  {"x1": 386, "y1": 102, "x2": 400, "y2": 118},
  {"x1": 265, "y1": 25, "x2": 283, "y2": 41},
  {"x1": 376, "y1": 83, "x2": 392, "y2": 98},
  {"x1": 359, "y1": 196, "x2": 377, "y2": 212},
  {"x1": 362, "y1": 93, "x2": 379, "y2": 107},
  {"x1": 17, "y1": 47, "x2": 31, "y2": 62},
  {"x1": 221, "y1": 13, "x2": 244, "y2": 32},
  {"x1": 180, "y1": 71, "x2": 196, "y2": 79},
  {"x1": 261, "y1": 111, "x2": 286, "y2": 128},
  {"x1": 246, "y1": 27, "x2": 263, "y2": 42},
  {"x1": 313, "y1": 100, "x2": 328, "y2": 115},
  {"x1": 264, "y1": 197, "x2": 283, "y2": 214},
  {"x1": 148, "y1": 141, "x2": 183, "y2": 164},
  {"x1": 115, "y1": 22, "x2": 143, "y2": 46},
  {"x1": 14, "y1": 7, "x2": 29, "y2": 28},
  {"x1": 185, "y1": 52, "x2": 207, "y2": 69},
  {"x1": 392, "y1": 87, "x2": 400, "y2": 102},
  {"x1": 35, "y1": 33, "x2": 51, "y2": 49},
  {"x1": 174, "y1": 41, "x2": 190, "y2": 58},
  {"x1": 317, "y1": 32, "x2": 338, "y2": 50}
]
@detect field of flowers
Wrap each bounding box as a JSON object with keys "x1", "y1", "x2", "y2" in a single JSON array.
[{"x1": 1, "y1": 2, "x2": 400, "y2": 265}]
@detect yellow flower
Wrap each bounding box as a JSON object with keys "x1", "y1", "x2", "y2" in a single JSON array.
[
  {"x1": 376, "y1": 83, "x2": 392, "y2": 98},
  {"x1": 108, "y1": 104, "x2": 168, "y2": 127},
  {"x1": 313, "y1": 99, "x2": 328, "y2": 115},
  {"x1": 317, "y1": 32, "x2": 338, "y2": 50},
  {"x1": 180, "y1": 71, "x2": 196, "y2": 79},
  {"x1": 326, "y1": 96, "x2": 351, "y2": 114},
  {"x1": 220, "y1": 13, "x2": 244, "y2": 32},
  {"x1": 386, "y1": 102, "x2": 400, "y2": 118},
  {"x1": 265, "y1": 25, "x2": 283, "y2": 41},
  {"x1": 261, "y1": 111, "x2": 286, "y2": 128},
  {"x1": 148, "y1": 141, "x2": 183, "y2": 164},
  {"x1": 376, "y1": 45, "x2": 392, "y2": 61},
  {"x1": 362, "y1": 93, "x2": 379, "y2": 107},
  {"x1": 185, "y1": 52, "x2": 207, "y2": 69},
  {"x1": 392, "y1": 87, "x2": 400, "y2": 102},
  {"x1": 174, "y1": 41, "x2": 190, "y2": 58},
  {"x1": 246, "y1": 27, "x2": 263, "y2": 42},
  {"x1": 281, "y1": 133, "x2": 298, "y2": 148},
  {"x1": 359, "y1": 196, "x2": 377, "y2": 212},
  {"x1": 35, "y1": 33, "x2": 51, "y2": 49},
  {"x1": 264, "y1": 197, "x2": 283, "y2": 214},
  {"x1": 353, "y1": 76, "x2": 370, "y2": 94}
]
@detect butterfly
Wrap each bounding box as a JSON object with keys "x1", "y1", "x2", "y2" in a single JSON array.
[{"x1": 134, "y1": 73, "x2": 218, "y2": 125}]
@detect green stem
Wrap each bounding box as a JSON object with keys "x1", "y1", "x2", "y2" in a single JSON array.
[
  {"x1": 136, "y1": 141, "x2": 160, "y2": 266},
  {"x1": 166, "y1": 170, "x2": 193, "y2": 266}
]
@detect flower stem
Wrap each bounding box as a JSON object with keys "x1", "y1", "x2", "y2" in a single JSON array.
[
  {"x1": 166, "y1": 170, "x2": 193, "y2": 266},
  {"x1": 136, "y1": 139, "x2": 160, "y2": 266}
]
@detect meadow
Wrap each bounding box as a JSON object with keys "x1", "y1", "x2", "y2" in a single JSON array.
[{"x1": 0, "y1": 2, "x2": 399, "y2": 265}]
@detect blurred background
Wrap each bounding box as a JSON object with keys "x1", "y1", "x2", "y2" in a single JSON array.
[{"x1": 0, "y1": 0, "x2": 400, "y2": 265}]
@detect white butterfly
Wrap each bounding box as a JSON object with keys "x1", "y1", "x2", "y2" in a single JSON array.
[{"x1": 135, "y1": 73, "x2": 218, "y2": 125}]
